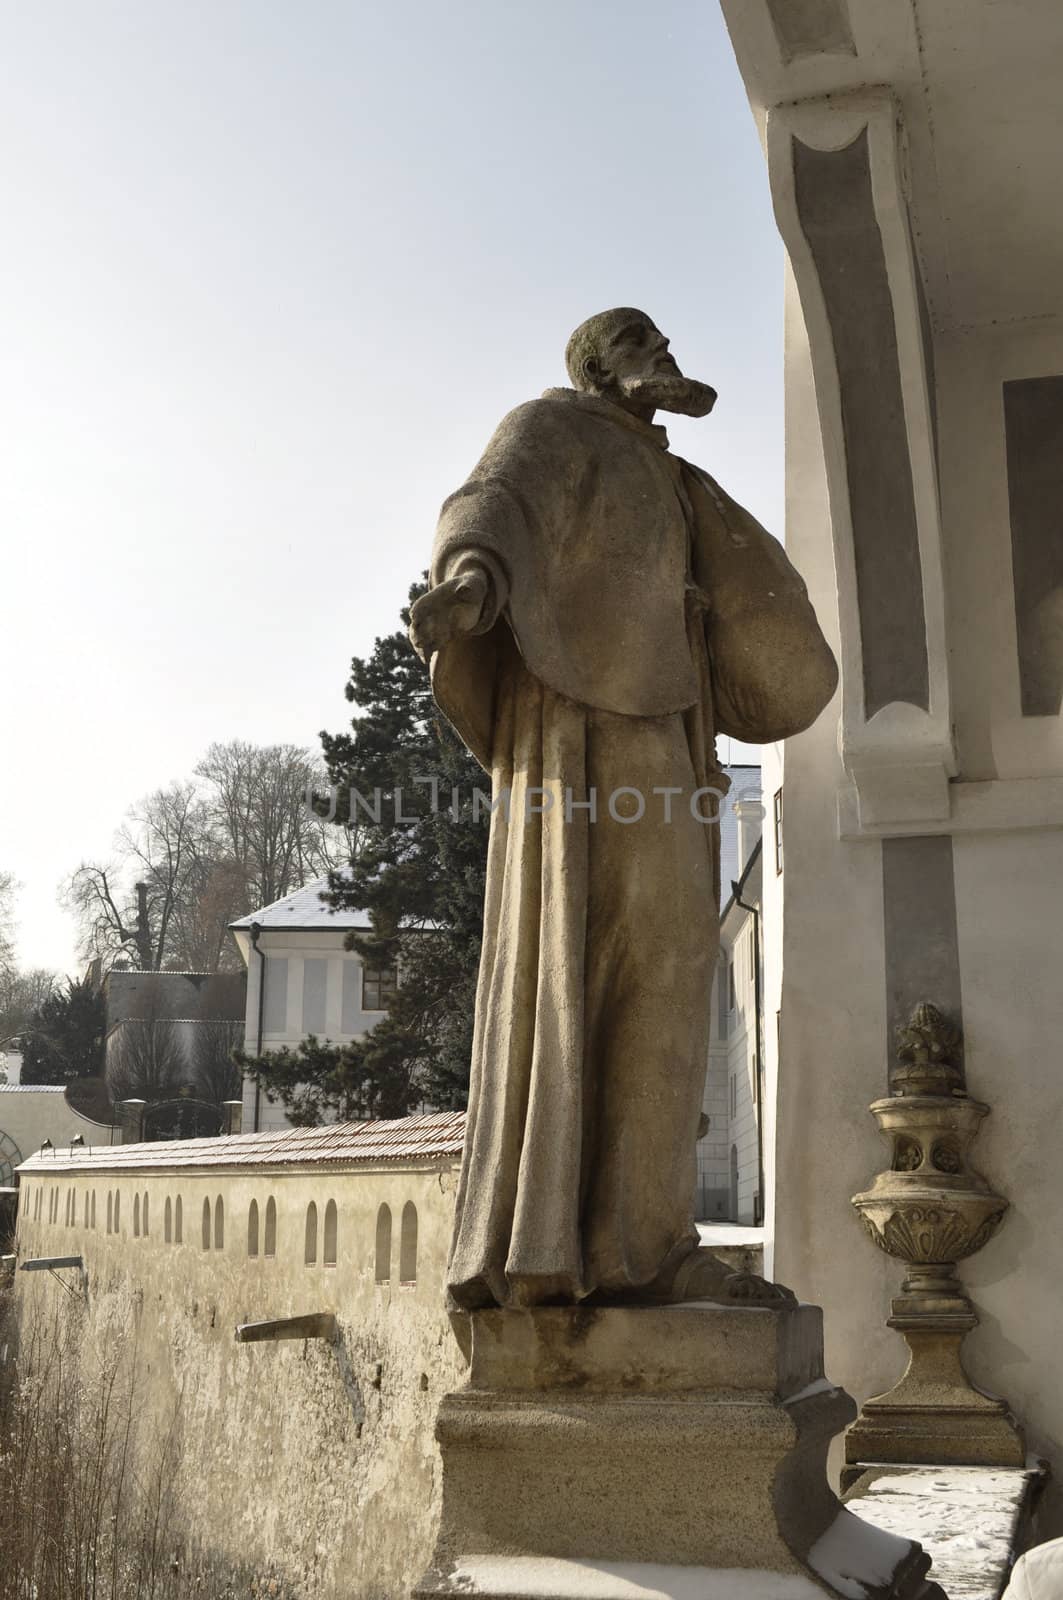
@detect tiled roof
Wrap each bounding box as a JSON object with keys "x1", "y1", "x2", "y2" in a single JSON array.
[
  {"x1": 0, "y1": 1084, "x2": 67, "y2": 1094},
  {"x1": 104, "y1": 970, "x2": 216, "y2": 978},
  {"x1": 17, "y1": 1110, "x2": 466, "y2": 1175},
  {"x1": 229, "y1": 872, "x2": 370, "y2": 932}
]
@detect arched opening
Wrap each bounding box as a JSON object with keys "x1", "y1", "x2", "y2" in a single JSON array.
[
  {"x1": 175, "y1": 1195, "x2": 183, "y2": 1244},
  {"x1": 83, "y1": 1192, "x2": 89, "y2": 1228},
  {"x1": 165, "y1": 1197, "x2": 172, "y2": 1244},
  {"x1": 133, "y1": 1194, "x2": 141, "y2": 1237},
  {"x1": 323, "y1": 1200, "x2": 337, "y2": 1267},
  {"x1": 729, "y1": 1145, "x2": 739, "y2": 1222},
  {"x1": 201, "y1": 1197, "x2": 211, "y2": 1250},
  {"x1": 264, "y1": 1197, "x2": 276, "y2": 1257},
  {"x1": 114, "y1": 1191, "x2": 120, "y2": 1231},
  {"x1": 304, "y1": 1202, "x2": 318, "y2": 1266},
  {"x1": 106, "y1": 1192, "x2": 113, "y2": 1235},
  {"x1": 90, "y1": 1191, "x2": 96, "y2": 1230},
  {"x1": 214, "y1": 1196, "x2": 224, "y2": 1250},
  {"x1": 400, "y1": 1201, "x2": 418, "y2": 1285},
  {"x1": 247, "y1": 1199, "x2": 259, "y2": 1258},
  {"x1": 375, "y1": 1203, "x2": 392, "y2": 1284},
  {"x1": 142, "y1": 1193, "x2": 149, "y2": 1236}
]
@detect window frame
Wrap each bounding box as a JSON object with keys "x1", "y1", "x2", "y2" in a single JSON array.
[{"x1": 362, "y1": 964, "x2": 398, "y2": 1013}]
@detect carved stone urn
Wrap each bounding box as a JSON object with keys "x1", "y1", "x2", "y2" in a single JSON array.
[{"x1": 845, "y1": 1003, "x2": 1024, "y2": 1480}]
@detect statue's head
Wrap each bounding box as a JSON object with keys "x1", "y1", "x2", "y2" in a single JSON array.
[{"x1": 564, "y1": 308, "x2": 716, "y2": 420}]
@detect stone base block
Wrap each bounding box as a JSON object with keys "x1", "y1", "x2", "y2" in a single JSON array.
[
  {"x1": 844, "y1": 1320, "x2": 1025, "y2": 1479},
  {"x1": 412, "y1": 1304, "x2": 945, "y2": 1600},
  {"x1": 844, "y1": 1404, "x2": 1026, "y2": 1481}
]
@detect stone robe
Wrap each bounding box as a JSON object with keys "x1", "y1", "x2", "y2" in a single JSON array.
[{"x1": 429, "y1": 387, "x2": 836, "y2": 1309}]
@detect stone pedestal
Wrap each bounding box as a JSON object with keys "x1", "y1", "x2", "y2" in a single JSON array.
[
  {"x1": 848, "y1": 1003, "x2": 1024, "y2": 1481},
  {"x1": 413, "y1": 1304, "x2": 944, "y2": 1599},
  {"x1": 842, "y1": 1304, "x2": 1025, "y2": 1478}
]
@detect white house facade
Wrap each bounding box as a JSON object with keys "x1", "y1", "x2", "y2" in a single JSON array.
[
  {"x1": 696, "y1": 768, "x2": 766, "y2": 1225},
  {"x1": 230, "y1": 877, "x2": 398, "y2": 1133}
]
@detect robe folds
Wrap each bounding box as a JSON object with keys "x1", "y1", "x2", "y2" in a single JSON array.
[{"x1": 429, "y1": 387, "x2": 837, "y2": 1309}]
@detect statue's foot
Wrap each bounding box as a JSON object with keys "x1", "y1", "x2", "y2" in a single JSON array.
[
  {"x1": 667, "y1": 1246, "x2": 797, "y2": 1307},
  {"x1": 716, "y1": 1271, "x2": 797, "y2": 1307}
]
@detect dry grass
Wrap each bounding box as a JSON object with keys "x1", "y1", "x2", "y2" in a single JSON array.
[{"x1": 0, "y1": 1285, "x2": 246, "y2": 1600}]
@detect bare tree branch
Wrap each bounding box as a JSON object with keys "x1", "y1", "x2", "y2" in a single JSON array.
[{"x1": 189, "y1": 1018, "x2": 244, "y2": 1105}]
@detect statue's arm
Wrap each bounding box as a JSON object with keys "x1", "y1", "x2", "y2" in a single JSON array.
[
  {"x1": 692, "y1": 472, "x2": 838, "y2": 743},
  {"x1": 409, "y1": 549, "x2": 509, "y2": 662},
  {"x1": 412, "y1": 400, "x2": 564, "y2": 662}
]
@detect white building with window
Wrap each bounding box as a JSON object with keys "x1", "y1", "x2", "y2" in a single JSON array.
[
  {"x1": 696, "y1": 767, "x2": 766, "y2": 1225},
  {"x1": 230, "y1": 877, "x2": 398, "y2": 1132}
]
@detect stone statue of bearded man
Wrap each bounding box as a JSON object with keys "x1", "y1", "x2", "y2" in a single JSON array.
[{"x1": 410, "y1": 309, "x2": 837, "y2": 1312}]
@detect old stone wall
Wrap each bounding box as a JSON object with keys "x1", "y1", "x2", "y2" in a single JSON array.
[{"x1": 13, "y1": 1156, "x2": 466, "y2": 1598}]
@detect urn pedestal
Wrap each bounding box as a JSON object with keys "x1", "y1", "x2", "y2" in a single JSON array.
[
  {"x1": 412, "y1": 1303, "x2": 944, "y2": 1599},
  {"x1": 846, "y1": 1004, "x2": 1024, "y2": 1483}
]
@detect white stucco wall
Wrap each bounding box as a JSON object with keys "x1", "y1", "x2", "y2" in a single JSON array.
[
  {"x1": 0, "y1": 1086, "x2": 114, "y2": 1177},
  {"x1": 771, "y1": 262, "x2": 1063, "y2": 1528}
]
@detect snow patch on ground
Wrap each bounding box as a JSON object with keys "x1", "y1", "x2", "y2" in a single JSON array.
[
  {"x1": 696, "y1": 1223, "x2": 765, "y2": 1248},
  {"x1": 809, "y1": 1509, "x2": 913, "y2": 1598},
  {"x1": 783, "y1": 1377, "x2": 838, "y2": 1407},
  {"x1": 846, "y1": 1465, "x2": 1034, "y2": 1599},
  {"x1": 449, "y1": 1556, "x2": 823, "y2": 1598}
]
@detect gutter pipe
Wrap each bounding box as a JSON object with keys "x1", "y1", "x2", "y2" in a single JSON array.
[{"x1": 730, "y1": 878, "x2": 765, "y2": 1228}]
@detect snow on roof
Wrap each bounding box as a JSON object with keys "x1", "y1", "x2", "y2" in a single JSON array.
[
  {"x1": 106, "y1": 970, "x2": 217, "y2": 978},
  {"x1": 229, "y1": 874, "x2": 371, "y2": 932},
  {"x1": 17, "y1": 1109, "x2": 465, "y2": 1174},
  {"x1": 0, "y1": 1084, "x2": 68, "y2": 1094}
]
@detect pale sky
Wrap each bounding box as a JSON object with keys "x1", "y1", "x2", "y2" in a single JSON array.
[{"x1": 0, "y1": 0, "x2": 782, "y2": 977}]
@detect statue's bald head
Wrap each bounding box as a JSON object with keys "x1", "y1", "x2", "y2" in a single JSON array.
[
  {"x1": 565, "y1": 308, "x2": 654, "y2": 391},
  {"x1": 562, "y1": 309, "x2": 716, "y2": 420}
]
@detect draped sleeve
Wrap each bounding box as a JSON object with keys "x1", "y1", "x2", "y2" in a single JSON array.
[{"x1": 682, "y1": 462, "x2": 838, "y2": 743}]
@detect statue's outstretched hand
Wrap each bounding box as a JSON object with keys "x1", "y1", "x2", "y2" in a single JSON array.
[{"x1": 409, "y1": 570, "x2": 489, "y2": 662}]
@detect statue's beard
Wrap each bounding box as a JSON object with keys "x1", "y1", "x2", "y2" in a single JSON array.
[{"x1": 618, "y1": 372, "x2": 717, "y2": 418}]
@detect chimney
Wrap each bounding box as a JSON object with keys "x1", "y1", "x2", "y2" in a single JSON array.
[{"x1": 118, "y1": 1099, "x2": 147, "y2": 1144}]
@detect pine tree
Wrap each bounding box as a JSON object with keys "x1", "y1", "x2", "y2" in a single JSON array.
[
  {"x1": 19, "y1": 976, "x2": 106, "y2": 1085},
  {"x1": 239, "y1": 580, "x2": 489, "y2": 1123}
]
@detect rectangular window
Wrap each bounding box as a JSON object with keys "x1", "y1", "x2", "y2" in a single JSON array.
[
  {"x1": 302, "y1": 958, "x2": 327, "y2": 1036},
  {"x1": 263, "y1": 957, "x2": 289, "y2": 1035},
  {"x1": 341, "y1": 960, "x2": 361, "y2": 1034},
  {"x1": 773, "y1": 788, "x2": 784, "y2": 875},
  {"x1": 362, "y1": 965, "x2": 398, "y2": 1012}
]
